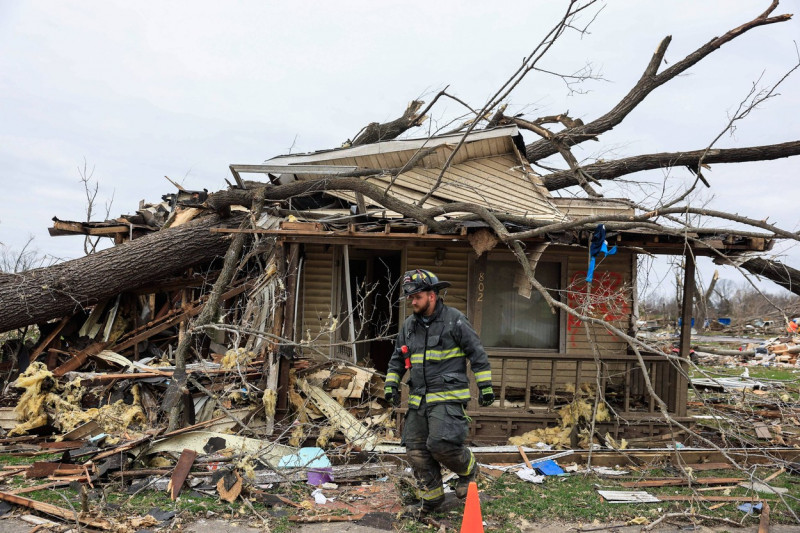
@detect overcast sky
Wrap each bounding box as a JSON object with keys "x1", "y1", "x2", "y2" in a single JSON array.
[{"x1": 1, "y1": 1, "x2": 798, "y2": 298}]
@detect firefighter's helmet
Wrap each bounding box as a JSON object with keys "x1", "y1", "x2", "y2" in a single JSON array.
[{"x1": 401, "y1": 269, "x2": 451, "y2": 296}]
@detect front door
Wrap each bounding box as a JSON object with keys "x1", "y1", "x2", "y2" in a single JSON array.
[{"x1": 333, "y1": 246, "x2": 401, "y2": 373}]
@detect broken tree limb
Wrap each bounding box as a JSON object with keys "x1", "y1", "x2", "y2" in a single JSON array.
[
  {"x1": 168, "y1": 192, "x2": 267, "y2": 431},
  {"x1": 540, "y1": 141, "x2": 800, "y2": 191},
  {"x1": 738, "y1": 256, "x2": 800, "y2": 297},
  {"x1": 351, "y1": 100, "x2": 426, "y2": 146},
  {"x1": 0, "y1": 212, "x2": 245, "y2": 332}
]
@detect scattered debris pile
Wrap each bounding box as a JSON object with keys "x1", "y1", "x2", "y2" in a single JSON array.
[{"x1": 693, "y1": 336, "x2": 800, "y2": 367}]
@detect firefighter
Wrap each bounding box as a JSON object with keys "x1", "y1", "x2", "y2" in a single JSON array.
[{"x1": 384, "y1": 269, "x2": 494, "y2": 518}]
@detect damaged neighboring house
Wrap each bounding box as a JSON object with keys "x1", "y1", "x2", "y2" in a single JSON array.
[{"x1": 0, "y1": 125, "x2": 772, "y2": 445}]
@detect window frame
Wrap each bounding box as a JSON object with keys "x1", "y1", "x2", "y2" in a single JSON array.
[{"x1": 469, "y1": 250, "x2": 566, "y2": 354}]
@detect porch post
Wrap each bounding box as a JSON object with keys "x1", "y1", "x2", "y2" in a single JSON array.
[
  {"x1": 275, "y1": 243, "x2": 300, "y2": 414},
  {"x1": 676, "y1": 252, "x2": 695, "y2": 417}
]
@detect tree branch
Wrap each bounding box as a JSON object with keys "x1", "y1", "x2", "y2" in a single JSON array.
[
  {"x1": 525, "y1": 3, "x2": 793, "y2": 162},
  {"x1": 541, "y1": 141, "x2": 800, "y2": 190}
]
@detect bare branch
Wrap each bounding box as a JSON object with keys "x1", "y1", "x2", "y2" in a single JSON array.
[{"x1": 525, "y1": 3, "x2": 793, "y2": 161}]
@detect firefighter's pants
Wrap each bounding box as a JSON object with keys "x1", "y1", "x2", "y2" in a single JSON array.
[{"x1": 403, "y1": 400, "x2": 477, "y2": 508}]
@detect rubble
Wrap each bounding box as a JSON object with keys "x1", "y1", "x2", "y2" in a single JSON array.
[{"x1": 0, "y1": 145, "x2": 797, "y2": 531}]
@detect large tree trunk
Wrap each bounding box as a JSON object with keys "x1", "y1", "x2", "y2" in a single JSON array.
[
  {"x1": 739, "y1": 257, "x2": 800, "y2": 297},
  {"x1": 0, "y1": 213, "x2": 244, "y2": 332}
]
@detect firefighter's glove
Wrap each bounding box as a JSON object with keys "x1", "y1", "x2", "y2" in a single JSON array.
[
  {"x1": 384, "y1": 386, "x2": 400, "y2": 406},
  {"x1": 479, "y1": 386, "x2": 495, "y2": 407}
]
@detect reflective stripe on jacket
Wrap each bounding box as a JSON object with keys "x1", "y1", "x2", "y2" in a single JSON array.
[{"x1": 385, "y1": 299, "x2": 492, "y2": 409}]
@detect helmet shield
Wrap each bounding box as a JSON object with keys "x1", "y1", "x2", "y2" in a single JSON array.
[{"x1": 401, "y1": 269, "x2": 451, "y2": 296}]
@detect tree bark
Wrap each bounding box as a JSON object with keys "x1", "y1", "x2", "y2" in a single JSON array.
[
  {"x1": 739, "y1": 256, "x2": 800, "y2": 296},
  {"x1": 0, "y1": 213, "x2": 244, "y2": 333},
  {"x1": 167, "y1": 192, "x2": 266, "y2": 431},
  {"x1": 541, "y1": 141, "x2": 800, "y2": 191},
  {"x1": 351, "y1": 100, "x2": 426, "y2": 146}
]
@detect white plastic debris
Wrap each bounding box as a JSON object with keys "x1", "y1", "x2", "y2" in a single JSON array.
[
  {"x1": 515, "y1": 467, "x2": 545, "y2": 484},
  {"x1": 311, "y1": 488, "x2": 334, "y2": 504}
]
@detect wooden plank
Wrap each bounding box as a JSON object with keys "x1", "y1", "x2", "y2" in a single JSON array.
[
  {"x1": 0, "y1": 407, "x2": 16, "y2": 431},
  {"x1": 517, "y1": 446, "x2": 533, "y2": 469},
  {"x1": 499, "y1": 357, "x2": 507, "y2": 408},
  {"x1": 37, "y1": 441, "x2": 83, "y2": 452},
  {"x1": 46, "y1": 474, "x2": 88, "y2": 482},
  {"x1": 623, "y1": 362, "x2": 631, "y2": 412},
  {"x1": 109, "y1": 282, "x2": 249, "y2": 354},
  {"x1": 0, "y1": 490, "x2": 111, "y2": 529},
  {"x1": 25, "y1": 462, "x2": 63, "y2": 479},
  {"x1": 620, "y1": 477, "x2": 744, "y2": 488},
  {"x1": 549, "y1": 360, "x2": 557, "y2": 410},
  {"x1": 682, "y1": 462, "x2": 736, "y2": 471},
  {"x1": 61, "y1": 421, "x2": 102, "y2": 441},
  {"x1": 676, "y1": 253, "x2": 695, "y2": 417},
  {"x1": 52, "y1": 342, "x2": 108, "y2": 377},
  {"x1": 85, "y1": 225, "x2": 130, "y2": 235},
  {"x1": 29, "y1": 316, "x2": 70, "y2": 362},
  {"x1": 0, "y1": 468, "x2": 26, "y2": 479},
  {"x1": 9, "y1": 481, "x2": 71, "y2": 494},
  {"x1": 657, "y1": 495, "x2": 761, "y2": 502},
  {"x1": 754, "y1": 422, "x2": 773, "y2": 440},
  {"x1": 280, "y1": 221, "x2": 323, "y2": 232},
  {"x1": 763, "y1": 468, "x2": 785, "y2": 483},
  {"x1": 167, "y1": 448, "x2": 197, "y2": 500},
  {"x1": 298, "y1": 379, "x2": 378, "y2": 451},
  {"x1": 524, "y1": 359, "x2": 532, "y2": 409},
  {"x1": 289, "y1": 513, "x2": 366, "y2": 523}
]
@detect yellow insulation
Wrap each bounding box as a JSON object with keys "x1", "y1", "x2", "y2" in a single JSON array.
[
  {"x1": 262, "y1": 389, "x2": 277, "y2": 418},
  {"x1": 508, "y1": 382, "x2": 611, "y2": 449},
  {"x1": 220, "y1": 348, "x2": 256, "y2": 370},
  {"x1": 9, "y1": 362, "x2": 146, "y2": 439},
  {"x1": 9, "y1": 362, "x2": 54, "y2": 436}
]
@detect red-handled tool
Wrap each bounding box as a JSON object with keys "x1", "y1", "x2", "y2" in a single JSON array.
[{"x1": 402, "y1": 345, "x2": 411, "y2": 369}]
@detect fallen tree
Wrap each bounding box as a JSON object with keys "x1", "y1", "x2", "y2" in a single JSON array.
[
  {"x1": 740, "y1": 256, "x2": 800, "y2": 297},
  {"x1": 0, "y1": 213, "x2": 243, "y2": 332},
  {"x1": 1, "y1": 2, "x2": 800, "y2": 524}
]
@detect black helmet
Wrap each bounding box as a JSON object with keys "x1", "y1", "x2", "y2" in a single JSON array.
[{"x1": 402, "y1": 269, "x2": 451, "y2": 296}]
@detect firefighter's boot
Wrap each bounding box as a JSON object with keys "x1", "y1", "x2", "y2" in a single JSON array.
[{"x1": 455, "y1": 463, "x2": 479, "y2": 499}]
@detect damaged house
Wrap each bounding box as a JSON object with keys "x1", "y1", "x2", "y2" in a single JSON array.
[{"x1": 0, "y1": 125, "x2": 772, "y2": 446}]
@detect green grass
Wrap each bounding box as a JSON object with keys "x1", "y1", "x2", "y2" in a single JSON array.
[
  {"x1": 0, "y1": 452, "x2": 61, "y2": 466},
  {"x1": 691, "y1": 365, "x2": 800, "y2": 383},
  {"x1": 4, "y1": 448, "x2": 797, "y2": 532},
  {"x1": 395, "y1": 469, "x2": 799, "y2": 532}
]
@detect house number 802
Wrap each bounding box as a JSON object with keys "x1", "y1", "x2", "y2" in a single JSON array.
[{"x1": 477, "y1": 271, "x2": 484, "y2": 302}]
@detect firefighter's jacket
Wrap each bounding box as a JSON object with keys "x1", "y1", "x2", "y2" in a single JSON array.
[{"x1": 385, "y1": 299, "x2": 492, "y2": 409}]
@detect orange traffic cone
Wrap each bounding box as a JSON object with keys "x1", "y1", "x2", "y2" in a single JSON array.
[{"x1": 460, "y1": 481, "x2": 484, "y2": 533}]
